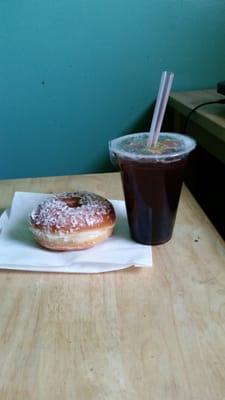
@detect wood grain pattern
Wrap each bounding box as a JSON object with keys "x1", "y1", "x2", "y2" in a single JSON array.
[{"x1": 0, "y1": 172, "x2": 225, "y2": 399}]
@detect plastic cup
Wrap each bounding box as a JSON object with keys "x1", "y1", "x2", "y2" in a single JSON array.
[{"x1": 109, "y1": 132, "x2": 196, "y2": 245}]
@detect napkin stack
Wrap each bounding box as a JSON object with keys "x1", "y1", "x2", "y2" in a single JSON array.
[{"x1": 0, "y1": 192, "x2": 152, "y2": 273}]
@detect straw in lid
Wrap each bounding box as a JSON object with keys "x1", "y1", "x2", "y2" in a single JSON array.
[{"x1": 109, "y1": 132, "x2": 196, "y2": 162}]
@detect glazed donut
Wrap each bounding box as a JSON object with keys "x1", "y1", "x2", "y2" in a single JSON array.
[{"x1": 29, "y1": 191, "x2": 116, "y2": 251}]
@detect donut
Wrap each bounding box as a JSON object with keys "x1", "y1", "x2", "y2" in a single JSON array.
[{"x1": 29, "y1": 191, "x2": 116, "y2": 251}]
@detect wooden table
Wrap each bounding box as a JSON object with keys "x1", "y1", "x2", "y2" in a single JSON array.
[{"x1": 0, "y1": 172, "x2": 225, "y2": 400}]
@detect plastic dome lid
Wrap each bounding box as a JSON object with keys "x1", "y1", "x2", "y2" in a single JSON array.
[{"x1": 109, "y1": 132, "x2": 196, "y2": 161}]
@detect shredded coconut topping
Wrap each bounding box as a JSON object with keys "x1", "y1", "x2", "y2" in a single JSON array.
[{"x1": 29, "y1": 191, "x2": 115, "y2": 233}]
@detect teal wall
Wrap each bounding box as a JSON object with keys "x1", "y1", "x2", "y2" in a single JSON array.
[{"x1": 0, "y1": 0, "x2": 225, "y2": 179}]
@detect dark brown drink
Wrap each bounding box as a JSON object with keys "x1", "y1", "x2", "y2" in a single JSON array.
[
  {"x1": 109, "y1": 132, "x2": 196, "y2": 245},
  {"x1": 118, "y1": 156, "x2": 188, "y2": 245}
]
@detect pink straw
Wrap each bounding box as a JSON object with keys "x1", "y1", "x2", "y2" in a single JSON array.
[{"x1": 148, "y1": 71, "x2": 174, "y2": 147}]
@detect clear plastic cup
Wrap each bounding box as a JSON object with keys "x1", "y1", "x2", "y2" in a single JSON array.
[{"x1": 109, "y1": 132, "x2": 196, "y2": 245}]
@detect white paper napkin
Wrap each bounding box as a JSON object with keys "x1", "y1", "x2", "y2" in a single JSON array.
[{"x1": 0, "y1": 192, "x2": 152, "y2": 273}]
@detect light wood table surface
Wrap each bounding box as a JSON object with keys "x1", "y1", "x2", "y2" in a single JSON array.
[{"x1": 0, "y1": 172, "x2": 225, "y2": 400}]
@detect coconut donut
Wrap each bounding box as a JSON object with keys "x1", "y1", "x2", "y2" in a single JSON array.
[{"x1": 29, "y1": 191, "x2": 116, "y2": 250}]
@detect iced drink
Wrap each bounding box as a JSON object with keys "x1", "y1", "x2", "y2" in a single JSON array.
[{"x1": 109, "y1": 133, "x2": 196, "y2": 245}]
